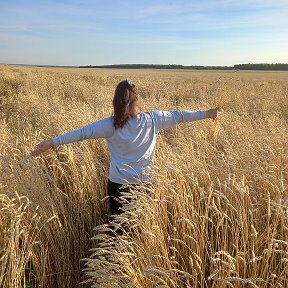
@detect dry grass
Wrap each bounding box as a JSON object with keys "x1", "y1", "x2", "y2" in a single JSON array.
[{"x1": 0, "y1": 65, "x2": 287, "y2": 287}]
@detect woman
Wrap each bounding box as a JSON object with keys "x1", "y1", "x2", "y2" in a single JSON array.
[{"x1": 31, "y1": 79, "x2": 222, "y2": 216}]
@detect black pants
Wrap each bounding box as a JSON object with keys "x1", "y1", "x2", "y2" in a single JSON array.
[
  {"x1": 107, "y1": 180, "x2": 130, "y2": 216},
  {"x1": 107, "y1": 179, "x2": 151, "y2": 216}
]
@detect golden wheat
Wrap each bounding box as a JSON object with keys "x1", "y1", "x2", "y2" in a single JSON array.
[{"x1": 0, "y1": 65, "x2": 287, "y2": 287}]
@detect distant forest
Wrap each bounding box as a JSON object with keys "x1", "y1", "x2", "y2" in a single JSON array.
[
  {"x1": 233, "y1": 63, "x2": 288, "y2": 71},
  {"x1": 79, "y1": 63, "x2": 288, "y2": 71}
]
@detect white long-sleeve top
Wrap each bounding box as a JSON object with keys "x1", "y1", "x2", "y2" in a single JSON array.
[{"x1": 52, "y1": 110, "x2": 207, "y2": 184}]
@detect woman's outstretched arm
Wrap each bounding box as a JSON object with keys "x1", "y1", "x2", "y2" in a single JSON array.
[
  {"x1": 152, "y1": 107, "x2": 223, "y2": 131},
  {"x1": 31, "y1": 116, "x2": 114, "y2": 157}
]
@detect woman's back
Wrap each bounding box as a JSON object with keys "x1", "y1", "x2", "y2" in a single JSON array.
[{"x1": 107, "y1": 112, "x2": 158, "y2": 184}]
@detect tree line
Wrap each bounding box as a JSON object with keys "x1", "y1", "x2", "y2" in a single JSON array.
[
  {"x1": 79, "y1": 64, "x2": 234, "y2": 70},
  {"x1": 234, "y1": 63, "x2": 288, "y2": 71},
  {"x1": 79, "y1": 63, "x2": 288, "y2": 71}
]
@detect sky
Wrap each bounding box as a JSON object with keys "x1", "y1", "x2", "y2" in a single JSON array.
[{"x1": 0, "y1": 0, "x2": 288, "y2": 66}]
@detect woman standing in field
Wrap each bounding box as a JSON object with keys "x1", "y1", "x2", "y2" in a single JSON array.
[{"x1": 31, "y1": 79, "x2": 222, "y2": 216}]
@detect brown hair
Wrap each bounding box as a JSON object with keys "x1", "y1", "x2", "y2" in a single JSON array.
[{"x1": 112, "y1": 80, "x2": 139, "y2": 129}]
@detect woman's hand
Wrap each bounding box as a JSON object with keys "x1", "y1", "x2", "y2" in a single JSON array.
[
  {"x1": 206, "y1": 108, "x2": 223, "y2": 120},
  {"x1": 31, "y1": 139, "x2": 54, "y2": 156}
]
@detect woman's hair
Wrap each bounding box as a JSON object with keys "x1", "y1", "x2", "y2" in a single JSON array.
[{"x1": 112, "y1": 79, "x2": 139, "y2": 129}]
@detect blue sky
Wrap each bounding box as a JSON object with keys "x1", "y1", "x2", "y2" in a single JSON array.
[{"x1": 0, "y1": 0, "x2": 287, "y2": 66}]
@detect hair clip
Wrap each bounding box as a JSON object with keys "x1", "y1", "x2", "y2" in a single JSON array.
[{"x1": 125, "y1": 79, "x2": 133, "y2": 87}]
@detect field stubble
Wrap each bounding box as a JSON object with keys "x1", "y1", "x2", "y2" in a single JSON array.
[{"x1": 0, "y1": 65, "x2": 287, "y2": 287}]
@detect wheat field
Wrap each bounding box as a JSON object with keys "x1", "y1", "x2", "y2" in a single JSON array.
[{"x1": 0, "y1": 65, "x2": 287, "y2": 288}]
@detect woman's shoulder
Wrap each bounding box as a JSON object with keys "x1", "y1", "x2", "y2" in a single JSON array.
[
  {"x1": 143, "y1": 110, "x2": 164, "y2": 117},
  {"x1": 94, "y1": 115, "x2": 113, "y2": 126},
  {"x1": 144, "y1": 110, "x2": 169, "y2": 120}
]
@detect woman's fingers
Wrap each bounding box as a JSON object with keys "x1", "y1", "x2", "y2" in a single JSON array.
[
  {"x1": 30, "y1": 144, "x2": 43, "y2": 156},
  {"x1": 31, "y1": 139, "x2": 54, "y2": 156},
  {"x1": 213, "y1": 107, "x2": 223, "y2": 120},
  {"x1": 207, "y1": 108, "x2": 223, "y2": 120}
]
